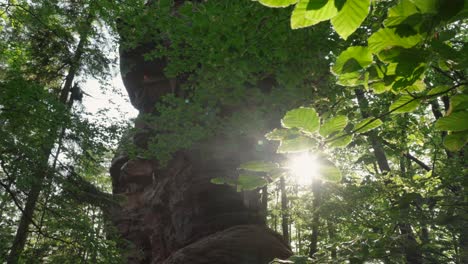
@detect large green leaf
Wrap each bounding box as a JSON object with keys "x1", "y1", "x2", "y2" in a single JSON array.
[
  {"x1": 281, "y1": 107, "x2": 320, "y2": 133},
  {"x1": 265, "y1": 128, "x2": 300, "y2": 141},
  {"x1": 409, "y1": 0, "x2": 438, "y2": 13},
  {"x1": 331, "y1": 0, "x2": 370, "y2": 40},
  {"x1": 368, "y1": 28, "x2": 422, "y2": 53},
  {"x1": 237, "y1": 174, "x2": 268, "y2": 191},
  {"x1": 384, "y1": 0, "x2": 419, "y2": 27},
  {"x1": 332, "y1": 46, "x2": 373, "y2": 75},
  {"x1": 258, "y1": 0, "x2": 298, "y2": 7},
  {"x1": 239, "y1": 161, "x2": 279, "y2": 172},
  {"x1": 354, "y1": 118, "x2": 383, "y2": 133},
  {"x1": 435, "y1": 111, "x2": 468, "y2": 131},
  {"x1": 450, "y1": 94, "x2": 468, "y2": 112},
  {"x1": 319, "y1": 115, "x2": 348, "y2": 137},
  {"x1": 319, "y1": 159, "x2": 342, "y2": 182},
  {"x1": 389, "y1": 95, "x2": 421, "y2": 114},
  {"x1": 291, "y1": 0, "x2": 338, "y2": 29},
  {"x1": 443, "y1": 131, "x2": 468, "y2": 152},
  {"x1": 210, "y1": 177, "x2": 236, "y2": 186},
  {"x1": 328, "y1": 133, "x2": 353, "y2": 148},
  {"x1": 277, "y1": 136, "x2": 317, "y2": 153},
  {"x1": 336, "y1": 71, "x2": 369, "y2": 87},
  {"x1": 427, "y1": 85, "x2": 451, "y2": 96}
]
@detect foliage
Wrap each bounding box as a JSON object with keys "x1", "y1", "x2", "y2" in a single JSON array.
[
  {"x1": 254, "y1": 0, "x2": 467, "y2": 263},
  {"x1": 0, "y1": 0, "x2": 129, "y2": 262}
]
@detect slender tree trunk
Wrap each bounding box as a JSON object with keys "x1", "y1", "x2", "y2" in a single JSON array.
[
  {"x1": 6, "y1": 163, "x2": 48, "y2": 264},
  {"x1": 280, "y1": 176, "x2": 290, "y2": 246},
  {"x1": 308, "y1": 179, "x2": 322, "y2": 258},
  {"x1": 327, "y1": 220, "x2": 337, "y2": 260},
  {"x1": 6, "y1": 16, "x2": 92, "y2": 263},
  {"x1": 261, "y1": 186, "x2": 268, "y2": 224},
  {"x1": 354, "y1": 89, "x2": 423, "y2": 264},
  {"x1": 274, "y1": 186, "x2": 279, "y2": 233}
]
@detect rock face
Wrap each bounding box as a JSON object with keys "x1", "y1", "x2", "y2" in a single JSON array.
[
  {"x1": 110, "y1": 150, "x2": 291, "y2": 263},
  {"x1": 110, "y1": 8, "x2": 291, "y2": 263}
]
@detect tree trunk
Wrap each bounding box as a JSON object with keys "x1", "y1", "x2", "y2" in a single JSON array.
[
  {"x1": 308, "y1": 179, "x2": 322, "y2": 259},
  {"x1": 280, "y1": 176, "x2": 290, "y2": 246},
  {"x1": 261, "y1": 186, "x2": 268, "y2": 224},
  {"x1": 6, "y1": 17, "x2": 91, "y2": 263},
  {"x1": 354, "y1": 89, "x2": 423, "y2": 264},
  {"x1": 6, "y1": 165, "x2": 48, "y2": 264}
]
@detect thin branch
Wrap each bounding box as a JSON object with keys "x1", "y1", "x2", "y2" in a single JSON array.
[{"x1": 381, "y1": 140, "x2": 431, "y2": 172}]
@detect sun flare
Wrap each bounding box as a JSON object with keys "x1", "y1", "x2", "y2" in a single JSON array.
[{"x1": 288, "y1": 152, "x2": 320, "y2": 186}]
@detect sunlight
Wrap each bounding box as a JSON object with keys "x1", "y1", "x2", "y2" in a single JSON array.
[{"x1": 288, "y1": 152, "x2": 321, "y2": 185}]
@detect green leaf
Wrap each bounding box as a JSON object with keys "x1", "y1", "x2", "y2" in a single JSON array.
[
  {"x1": 354, "y1": 118, "x2": 383, "y2": 133},
  {"x1": 368, "y1": 28, "x2": 422, "y2": 54},
  {"x1": 265, "y1": 128, "x2": 300, "y2": 141},
  {"x1": 291, "y1": 0, "x2": 338, "y2": 29},
  {"x1": 277, "y1": 136, "x2": 317, "y2": 153},
  {"x1": 281, "y1": 107, "x2": 320, "y2": 133},
  {"x1": 258, "y1": 0, "x2": 298, "y2": 8},
  {"x1": 332, "y1": 46, "x2": 373, "y2": 75},
  {"x1": 435, "y1": 111, "x2": 468, "y2": 131},
  {"x1": 409, "y1": 0, "x2": 438, "y2": 13},
  {"x1": 336, "y1": 71, "x2": 369, "y2": 87},
  {"x1": 384, "y1": 0, "x2": 419, "y2": 27},
  {"x1": 450, "y1": 94, "x2": 468, "y2": 112},
  {"x1": 370, "y1": 82, "x2": 391, "y2": 94},
  {"x1": 319, "y1": 159, "x2": 342, "y2": 182},
  {"x1": 237, "y1": 174, "x2": 268, "y2": 190},
  {"x1": 389, "y1": 95, "x2": 421, "y2": 114},
  {"x1": 319, "y1": 115, "x2": 348, "y2": 137},
  {"x1": 239, "y1": 161, "x2": 279, "y2": 172},
  {"x1": 443, "y1": 131, "x2": 468, "y2": 152},
  {"x1": 210, "y1": 177, "x2": 225, "y2": 184},
  {"x1": 328, "y1": 133, "x2": 353, "y2": 148},
  {"x1": 331, "y1": 0, "x2": 370, "y2": 40},
  {"x1": 427, "y1": 85, "x2": 451, "y2": 96}
]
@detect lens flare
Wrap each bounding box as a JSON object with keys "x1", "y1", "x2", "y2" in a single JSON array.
[{"x1": 288, "y1": 152, "x2": 320, "y2": 185}]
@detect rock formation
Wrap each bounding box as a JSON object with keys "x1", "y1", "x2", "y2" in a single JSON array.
[{"x1": 109, "y1": 5, "x2": 292, "y2": 263}]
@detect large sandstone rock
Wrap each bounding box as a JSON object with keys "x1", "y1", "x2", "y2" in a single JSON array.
[{"x1": 111, "y1": 2, "x2": 291, "y2": 262}]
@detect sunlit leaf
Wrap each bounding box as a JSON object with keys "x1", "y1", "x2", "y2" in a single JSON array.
[
  {"x1": 210, "y1": 177, "x2": 225, "y2": 184},
  {"x1": 443, "y1": 131, "x2": 468, "y2": 152},
  {"x1": 368, "y1": 28, "x2": 422, "y2": 53},
  {"x1": 389, "y1": 95, "x2": 420, "y2": 114},
  {"x1": 409, "y1": 0, "x2": 438, "y2": 13},
  {"x1": 331, "y1": 0, "x2": 370, "y2": 40},
  {"x1": 239, "y1": 161, "x2": 279, "y2": 172},
  {"x1": 354, "y1": 118, "x2": 383, "y2": 133},
  {"x1": 435, "y1": 111, "x2": 468, "y2": 131},
  {"x1": 319, "y1": 159, "x2": 342, "y2": 182},
  {"x1": 332, "y1": 46, "x2": 373, "y2": 75},
  {"x1": 277, "y1": 136, "x2": 317, "y2": 153},
  {"x1": 384, "y1": 0, "x2": 419, "y2": 27},
  {"x1": 258, "y1": 0, "x2": 298, "y2": 8},
  {"x1": 281, "y1": 107, "x2": 320, "y2": 133},
  {"x1": 291, "y1": 0, "x2": 338, "y2": 29},
  {"x1": 319, "y1": 115, "x2": 348, "y2": 137},
  {"x1": 449, "y1": 94, "x2": 468, "y2": 113},
  {"x1": 370, "y1": 82, "x2": 391, "y2": 94},
  {"x1": 265, "y1": 128, "x2": 300, "y2": 141},
  {"x1": 237, "y1": 174, "x2": 268, "y2": 190},
  {"x1": 328, "y1": 133, "x2": 353, "y2": 148}
]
